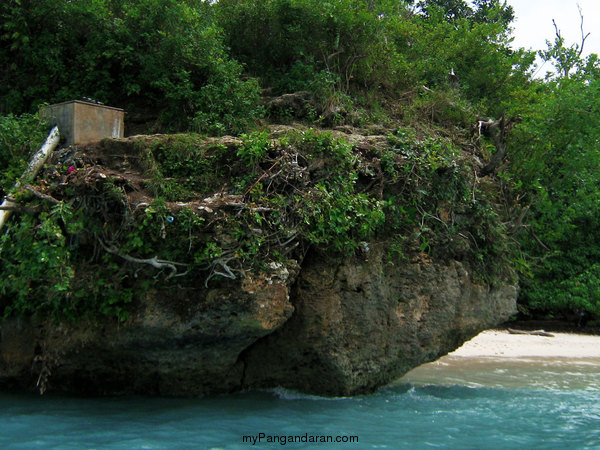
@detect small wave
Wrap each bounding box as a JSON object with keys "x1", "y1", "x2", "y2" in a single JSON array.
[{"x1": 266, "y1": 386, "x2": 350, "y2": 401}]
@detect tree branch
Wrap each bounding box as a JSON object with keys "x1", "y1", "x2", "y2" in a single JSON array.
[
  {"x1": 98, "y1": 238, "x2": 188, "y2": 280},
  {"x1": 0, "y1": 126, "x2": 60, "y2": 230},
  {"x1": 24, "y1": 185, "x2": 61, "y2": 204},
  {"x1": 204, "y1": 256, "x2": 238, "y2": 287},
  {"x1": 0, "y1": 205, "x2": 39, "y2": 213},
  {"x1": 577, "y1": 4, "x2": 590, "y2": 59}
]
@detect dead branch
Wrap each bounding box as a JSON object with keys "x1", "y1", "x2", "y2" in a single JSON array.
[
  {"x1": 98, "y1": 238, "x2": 188, "y2": 280},
  {"x1": 508, "y1": 328, "x2": 555, "y2": 337},
  {"x1": 512, "y1": 205, "x2": 530, "y2": 233},
  {"x1": 33, "y1": 355, "x2": 53, "y2": 395},
  {"x1": 343, "y1": 52, "x2": 369, "y2": 91},
  {"x1": 326, "y1": 49, "x2": 344, "y2": 62},
  {"x1": 204, "y1": 255, "x2": 238, "y2": 287},
  {"x1": 0, "y1": 126, "x2": 60, "y2": 230},
  {"x1": 243, "y1": 156, "x2": 284, "y2": 198},
  {"x1": 552, "y1": 19, "x2": 562, "y2": 43},
  {"x1": 576, "y1": 4, "x2": 590, "y2": 60},
  {"x1": 529, "y1": 228, "x2": 550, "y2": 251},
  {"x1": 0, "y1": 205, "x2": 39, "y2": 213},
  {"x1": 552, "y1": 6, "x2": 590, "y2": 77},
  {"x1": 25, "y1": 185, "x2": 61, "y2": 204}
]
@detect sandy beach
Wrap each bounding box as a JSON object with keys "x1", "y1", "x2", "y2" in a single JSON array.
[
  {"x1": 449, "y1": 329, "x2": 600, "y2": 358},
  {"x1": 399, "y1": 329, "x2": 600, "y2": 389}
]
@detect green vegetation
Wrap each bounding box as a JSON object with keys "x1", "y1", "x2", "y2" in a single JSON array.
[
  {"x1": 0, "y1": 113, "x2": 49, "y2": 194},
  {"x1": 0, "y1": 0, "x2": 261, "y2": 132},
  {"x1": 509, "y1": 61, "x2": 600, "y2": 321},
  {"x1": 1, "y1": 0, "x2": 600, "y2": 325},
  {"x1": 0, "y1": 119, "x2": 507, "y2": 322}
]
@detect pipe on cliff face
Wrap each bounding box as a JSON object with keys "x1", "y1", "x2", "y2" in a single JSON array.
[{"x1": 0, "y1": 126, "x2": 60, "y2": 231}]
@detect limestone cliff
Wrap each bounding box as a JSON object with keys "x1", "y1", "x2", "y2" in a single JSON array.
[
  {"x1": 0, "y1": 247, "x2": 516, "y2": 397},
  {"x1": 242, "y1": 248, "x2": 516, "y2": 395},
  {"x1": 0, "y1": 126, "x2": 518, "y2": 396}
]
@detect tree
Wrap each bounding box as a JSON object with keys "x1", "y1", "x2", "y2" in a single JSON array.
[
  {"x1": 417, "y1": 0, "x2": 472, "y2": 22},
  {"x1": 0, "y1": 0, "x2": 260, "y2": 133},
  {"x1": 539, "y1": 5, "x2": 590, "y2": 78},
  {"x1": 414, "y1": 0, "x2": 513, "y2": 27},
  {"x1": 472, "y1": 0, "x2": 514, "y2": 28},
  {"x1": 508, "y1": 52, "x2": 600, "y2": 320}
]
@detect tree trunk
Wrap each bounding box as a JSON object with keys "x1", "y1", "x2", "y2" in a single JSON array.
[
  {"x1": 0, "y1": 126, "x2": 60, "y2": 230},
  {"x1": 478, "y1": 115, "x2": 520, "y2": 176}
]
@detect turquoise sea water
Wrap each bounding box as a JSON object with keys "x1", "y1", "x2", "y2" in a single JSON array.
[{"x1": 1, "y1": 357, "x2": 599, "y2": 449}]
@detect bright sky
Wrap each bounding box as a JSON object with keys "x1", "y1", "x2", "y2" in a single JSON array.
[{"x1": 507, "y1": 0, "x2": 600, "y2": 57}]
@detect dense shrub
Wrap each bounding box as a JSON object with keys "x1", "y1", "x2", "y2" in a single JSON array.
[
  {"x1": 509, "y1": 71, "x2": 600, "y2": 321},
  {"x1": 0, "y1": 113, "x2": 49, "y2": 195},
  {"x1": 215, "y1": 0, "x2": 415, "y2": 101},
  {"x1": 215, "y1": 0, "x2": 527, "y2": 117},
  {"x1": 0, "y1": 0, "x2": 261, "y2": 133}
]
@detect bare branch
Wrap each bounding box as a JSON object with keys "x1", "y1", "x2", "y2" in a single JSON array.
[
  {"x1": 243, "y1": 156, "x2": 283, "y2": 198},
  {"x1": 25, "y1": 185, "x2": 61, "y2": 205},
  {"x1": 326, "y1": 49, "x2": 344, "y2": 62},
  {"x1": 98, "y1": 238, "x2": 188, "y2": 280},
  {"x1": 529, "y1": 228, "x2": 550, "y2": 251},
  {"x1": 204, "y1": 256, "x2": 238, "y2": 287},
  {"x1": 478, "y1": 115, "x2": 521, "y2": 176},
  {"x1": 576, "y1": 4, "x2": 590, "y2": 59},
  {"x1": 0, "y1": 126, "x2": 60, "y2": 230},
  {"x1": 552, "y1": 19, "x2": 562, "y2": 41},
  {"x1": 508, "y1": 328, "x2": 554, "y2": 337},
  {"x1": 512, "y1": 205, "x2": 530, "y2": 234},
  {"x1": 0, "y1": 205, "x2": 39, "y2": 213}
]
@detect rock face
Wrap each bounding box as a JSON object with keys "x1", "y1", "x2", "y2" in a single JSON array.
[
  {"x1": 0, "y1": 262, "x2": 298, "y2": 396},
  {"x1": 0, "y1": 246, "x2": 516, "y2": 397},
  {"x1": 242, "y1": 246, "x2": 517, "y2": 395}
]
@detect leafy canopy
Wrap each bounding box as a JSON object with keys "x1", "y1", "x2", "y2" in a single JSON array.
[{"x1": 0, "y1": 0, "x2": 261, "y2": 133}]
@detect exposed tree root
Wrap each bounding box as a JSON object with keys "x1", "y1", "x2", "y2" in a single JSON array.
[{"x1": 98, "y1": 238, "x2": 188, "y2": 280}]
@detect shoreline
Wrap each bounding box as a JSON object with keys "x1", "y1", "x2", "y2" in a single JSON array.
[
  {"x1": 501, "y1": 319, "x2": 600, "y2": 336},
  {"x1": 399, "y1": 328, "x2": 600, "y2": 388},
  {"x1": 449, "y1": 329, "x2": 600, "y2": 358}
]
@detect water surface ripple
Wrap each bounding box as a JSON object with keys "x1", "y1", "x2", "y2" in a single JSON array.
[{"x1": 1, "y1": 357, "x2": 599, "y2": 449}]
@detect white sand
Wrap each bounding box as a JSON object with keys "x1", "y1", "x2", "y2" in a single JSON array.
[
  {"x1": 400, "y1": 329, "x2": 600, "y2": 388},
  {"x1": 449, "y1": 329, "x2": 600, "y2": 358}
]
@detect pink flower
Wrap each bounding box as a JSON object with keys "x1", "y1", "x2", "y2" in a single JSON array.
[{"x1": 67, "y1": 166, "x2": 75, "y2": 174}]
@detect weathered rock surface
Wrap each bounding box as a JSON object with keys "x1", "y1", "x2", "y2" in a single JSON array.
[
  {"x1": 0, "y1": 246, "x2": 516, "y2": 397},
  {"x1": 242, "y1": 246, "x2": 517, "y2": 395},
  {"x1": 0, "y1": 262, "x2": 298, "y2": 396}
]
